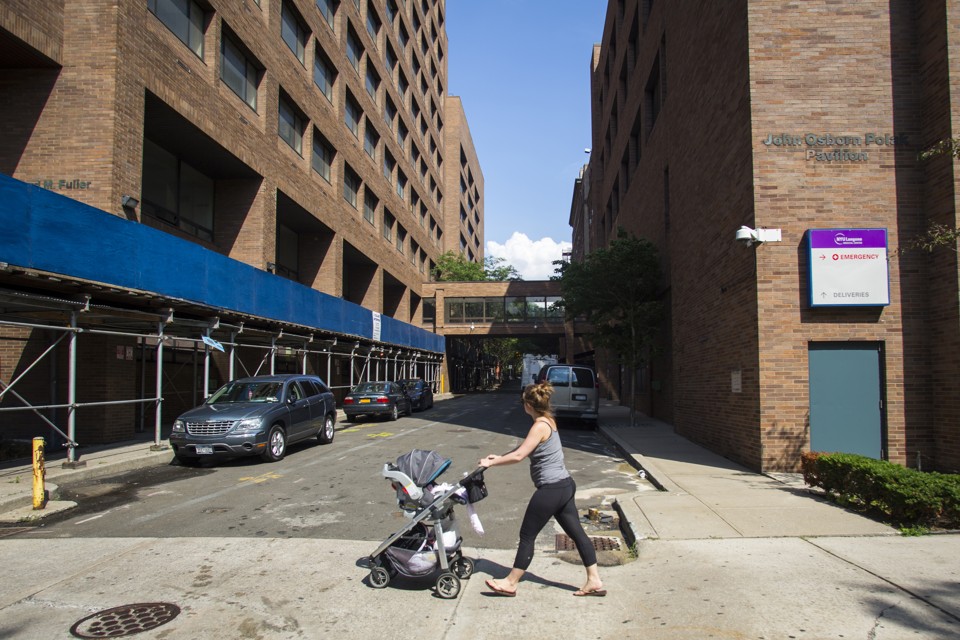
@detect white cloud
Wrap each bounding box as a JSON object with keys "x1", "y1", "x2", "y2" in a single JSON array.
[{"x1": 487, "y1": 232, "x2": 571, "y2": 281}]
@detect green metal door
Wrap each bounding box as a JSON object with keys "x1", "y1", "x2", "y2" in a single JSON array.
[{"x1": 808, "y1": 342, "x2": 884, "y2": 459}]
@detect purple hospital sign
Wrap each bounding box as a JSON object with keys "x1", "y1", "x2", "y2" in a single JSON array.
[{"x1": 808, "y1": 229, "x2": 890, "y2": 307}]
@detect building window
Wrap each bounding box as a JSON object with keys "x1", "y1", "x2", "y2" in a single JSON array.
[
  {"x1": 396, "y1": 171, "x2": 406, "y2": 199},
  {"x1": 142, "y1": 138, "x2": 214, "y2": 242},
  {"x1": 316, "y1": 0, "x2": 338, "y2": 28},
  {"x1": 366, "y1": 9, "x2": 381, "y2": 44},
  {"x1": 278, "y1": 95, "x2": 304, "y2": 155},
  {"x1": 396, "y1": 225, "x2": 406, "y2": 253},
  {"x1": 384, "y1": 98, "x2": 396, "y2": 130},
  {"x1": 346, "y1": 30, "x2": 362, "y2": 72},
  {"x1": 343, "y1": 164, "x2": 360, "y2": 208},
  {"x1": 365, "y1": 67, "x2": 380, "y2": 101},
  {"x1": 383, "y1": 210, "x2": 395, "y2": 241},
  {"x1": 313, "y1": 49, "x2": 336, "y2": 102},
  {"x1": 363, "y1": 190, "x2": 378, "y2": 224},
  {"x1": 397, "y1": 120, "x2": 408, "y2": 149},
  {"x1": 311, "y1": 130, "x2": 334, "y2": 182},
  {"x1": 364, "y1": 125, "x2": 379, "y2": 158},
  {"x1": 221, "y1": 33, "x2": 258, "y2": 110},
  {"x1": 281, "y1": 1, "x2": 308, "y2": 64},
  {"x1": 385, "y1": 0, "x2": 398, "y2": 24},
  {"x1": 344, "y1": 93, "x2": 361, "y2": 137},
  {"x1": 645, "y1": 52, "x2": 662, "y2": 135},
  {"x1": 383, "y1": 151, "x2": 395, "y2": 182},
  {"x1": 148, "y1": 0, "x2": 204, "y2": 57},
  {"x1": 385, "y1": 45, "x2": 398, "y2": 76}
]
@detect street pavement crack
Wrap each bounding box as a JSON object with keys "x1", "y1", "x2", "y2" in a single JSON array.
[{"x1": 803, "y1": 538, "x2": 960, "y2": 625}]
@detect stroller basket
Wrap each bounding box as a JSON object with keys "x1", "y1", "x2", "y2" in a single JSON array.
[{"x1": 384, "y1": 528, "x2": 437, "y2": 577}]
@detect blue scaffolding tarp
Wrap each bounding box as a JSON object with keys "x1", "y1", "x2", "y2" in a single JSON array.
[{"x1": 0, "y1": 174, "x2": 444, "y2": 353}]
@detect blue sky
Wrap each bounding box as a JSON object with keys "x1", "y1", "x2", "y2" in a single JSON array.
[{"x1": 445, "y1": 1, "x2": 608, "y2": 279}]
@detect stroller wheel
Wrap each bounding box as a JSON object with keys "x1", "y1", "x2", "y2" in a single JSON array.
[
  {"x1": 452, "y1": 556, "x2": 475, "y2": 579},
  {"x1": 369, "y1": 566, "x2": 391, "y2": 589},
  {"x1": 435, "y1": 572, "x2": 461, "y2": 599}
]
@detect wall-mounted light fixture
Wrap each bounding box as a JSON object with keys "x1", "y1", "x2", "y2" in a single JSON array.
[
  {"x1": 266, "y1": 262, "x2": 277, "y2": 273},
  {"x1": 121, "y1": 195, "x2": 139, "y2": 210}
]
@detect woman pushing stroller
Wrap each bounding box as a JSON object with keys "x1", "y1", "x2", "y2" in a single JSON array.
[{"x1": 478, "y1": 381, "x2": 606, "y2": 597}]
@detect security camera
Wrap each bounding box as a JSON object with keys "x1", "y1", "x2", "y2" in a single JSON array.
[
  {"x1": 736, "y1": 226, "x2": 759, "y2": 247},
  {"x1": 735, "y1": 226, "x2": 783, "y2": 247}
]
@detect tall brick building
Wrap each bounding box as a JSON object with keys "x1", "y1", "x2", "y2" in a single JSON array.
[
  {"x1": 585, "y1": 0, "x2": 959, "y2": 472},
  {"x1": 0, "y1": 0, "x2": 482, "y2": 448}
]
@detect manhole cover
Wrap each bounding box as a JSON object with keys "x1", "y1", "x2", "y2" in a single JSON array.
[
  {"x1": 556, "y1": 534, "x2": 621, "y2": 552},
  {"x1": 70, "y1": 602, "x2": 180, "y2": 638}
]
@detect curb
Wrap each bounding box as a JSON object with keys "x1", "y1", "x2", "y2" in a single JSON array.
[{"x1": 597, "y1": 423, "x2": 681, "y2": 493}]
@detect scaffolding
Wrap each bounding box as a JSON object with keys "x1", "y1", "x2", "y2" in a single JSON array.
[{"x1": 0, "y1": 288, "x2": 443, "y2": 465}]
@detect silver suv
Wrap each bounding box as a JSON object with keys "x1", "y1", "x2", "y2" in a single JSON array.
[
  {"x1": 170, "y1": 374, "x2": 337, "y2": 464},
  {"x1": 536, "y1": 364, "x2": 600, "y2": 426}
]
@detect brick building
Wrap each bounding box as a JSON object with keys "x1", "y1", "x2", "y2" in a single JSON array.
[
  {"x1": 0, "y1": 0, "x2": 482, "y2": 450},
  {"x1": 584, "y1": 0, "x2": 959, "y2": 472}
]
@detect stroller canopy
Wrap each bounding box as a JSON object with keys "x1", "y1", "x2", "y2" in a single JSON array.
[{"x1": 395, "y1": 449, "x2": 451, "y2": 487}]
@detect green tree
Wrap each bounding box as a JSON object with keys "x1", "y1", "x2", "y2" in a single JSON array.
[
  {"x1": 484, "y1": 337, "x2": 523, "y2": 380},
  {"x1": 554, "y1": 230, "x2": 664, "y2": 425},
  {"x1": 903, "y1": 139, "x2": 960, "y2": 253},
  {"x1": 484, "y1": 256, "x2": 522, "y2": 281},
  {"x1": 432, "y1": 251, "x2": 521, "y2": 281}
]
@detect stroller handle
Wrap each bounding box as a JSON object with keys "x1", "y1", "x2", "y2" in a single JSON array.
[{"x1": 462, "y1": 466, "x2": 486, "y2": 482}]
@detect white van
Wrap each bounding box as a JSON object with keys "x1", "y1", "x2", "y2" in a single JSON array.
[{"x1": 536, "y1": 364, "x2": 600, "y2": 426}]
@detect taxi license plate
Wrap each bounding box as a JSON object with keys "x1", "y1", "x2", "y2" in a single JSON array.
[
  {"x1": 196, "y1": 445, "x2": 214, "y2": 455},
  {"x1": 359, "y1": 398, "x2": 371, "y2": 404}
]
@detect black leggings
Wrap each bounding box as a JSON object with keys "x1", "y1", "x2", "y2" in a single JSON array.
[{"x1": 514, "y1": 476, "x2": 597, "y2": 571}]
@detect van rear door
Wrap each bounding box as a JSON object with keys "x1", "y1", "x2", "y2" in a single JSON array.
[
  {"x1": 544, "y1": 366, "x2": 572, "y2": 410},
  {"x1": 570, "y1": 366, "x2": 599, "y2": 420}
]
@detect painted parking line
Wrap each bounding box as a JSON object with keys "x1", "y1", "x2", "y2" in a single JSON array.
[{"x1": 238, "y1": 471, "x2": 282, "y2": 484}]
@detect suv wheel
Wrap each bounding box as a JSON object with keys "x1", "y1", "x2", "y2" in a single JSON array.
[
  {"x1": 317, "y1": 414, "x2": 335, "y2": 444},
  {"x1": 261, "y1": 424, "x2": 286, "y2": 462}
]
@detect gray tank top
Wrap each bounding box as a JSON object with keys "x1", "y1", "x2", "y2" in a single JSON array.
[{"x1": 529, "y1": 424, "x2": 570, "y2": 487}]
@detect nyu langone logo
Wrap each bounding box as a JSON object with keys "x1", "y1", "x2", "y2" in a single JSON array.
[{"x1": 834, "y1": 233, "x2": 864, "y2": 246}]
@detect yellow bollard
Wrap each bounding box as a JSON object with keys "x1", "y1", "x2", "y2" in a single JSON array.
[{"x1": 32, "y1": 437, "x2": 46, "y2": 510}]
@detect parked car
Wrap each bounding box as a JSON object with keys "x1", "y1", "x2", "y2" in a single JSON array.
[
  {"x1": 535, "y1": 364, "x2": 600, "y2": 426},
  {"x1": 342, "y1": 381, "x2": 413, "y2": 421},
  {"x1": 170, "y1": 374, "x2": 337, "y2": 465},
  {"x1": 398, "y1": 378, "x2": 434, "y2": 411}
]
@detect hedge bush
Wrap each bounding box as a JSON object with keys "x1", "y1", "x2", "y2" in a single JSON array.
[{"x1": 801, "y1": 451, "x2": 960, "y2": 528}]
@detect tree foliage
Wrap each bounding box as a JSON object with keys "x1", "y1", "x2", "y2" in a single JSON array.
[
  {"x1": 900, "y1": 222, "x2": 960, "y2": 254},
  {"x1": 904, "y1": 139, "x2": 960, "y2": 253},
  {"x1": 432, "y1": 251, "x2": 521, "y2": 281},
  {"x1": 554, "y1": 231, "x2": 664, "y2": 422}
]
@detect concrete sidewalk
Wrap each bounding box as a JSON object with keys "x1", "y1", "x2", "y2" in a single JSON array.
[
  {"x1": 597, "y1": 402, "x2": 897, "y2": 541},
  {"x1": 2, "y1": 397, "x2": 959, "y2": 639}
]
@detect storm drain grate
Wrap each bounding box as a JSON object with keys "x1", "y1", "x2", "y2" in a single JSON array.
[
  {"x1": 70, "y1": 603, "x2": 180, "y2": 638},
  {"x1": 556, "y1": 534, "x2": 621, "y2": 552}
]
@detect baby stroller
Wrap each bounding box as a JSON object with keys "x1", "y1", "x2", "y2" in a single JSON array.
[{"x1": 367, "y1": 449, "x2": 487, "y2": 599}]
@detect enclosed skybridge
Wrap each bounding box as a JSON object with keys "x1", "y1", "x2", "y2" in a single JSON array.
[
  {"x1": 0, "y1": 174, "x2": 443, "y2": 461},
  {"x1": 420, "y1": 280, "x2": 566, "y2": 338}
]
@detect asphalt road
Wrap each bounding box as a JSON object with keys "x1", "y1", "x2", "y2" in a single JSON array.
[{"x1": 17, "y1": 390, "x2": 651, "y2": 549}]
